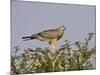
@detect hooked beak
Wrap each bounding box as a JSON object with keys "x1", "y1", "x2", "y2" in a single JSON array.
[{"x1": 64, "y1": 27, "x2": 66, "y2": 30}]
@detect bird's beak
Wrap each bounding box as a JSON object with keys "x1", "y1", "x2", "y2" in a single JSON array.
[{"x1": 64, "y1": 27, "x2": 66, "y2": 30}]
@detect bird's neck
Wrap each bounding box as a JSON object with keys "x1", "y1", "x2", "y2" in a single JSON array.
[{"x1": 58, "y1": 29, "x2": 64, "y2": 35}]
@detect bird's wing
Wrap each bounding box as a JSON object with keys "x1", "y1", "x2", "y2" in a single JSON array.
[{"x1": 38, "y1": 29, "x2": 59, "y2": 39}]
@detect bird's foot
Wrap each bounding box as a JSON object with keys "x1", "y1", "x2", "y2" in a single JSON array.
[
  {"x1": 50, "y1": 48, "x2": 58, "y2": 54},
  {"x1": 49, "y1": 49, "x2": 55, "y2": 54}
]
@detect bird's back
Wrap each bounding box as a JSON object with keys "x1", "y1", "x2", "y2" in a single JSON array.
[{"x1": 38, "y1": 28, "x2": 64, "y2": 40}]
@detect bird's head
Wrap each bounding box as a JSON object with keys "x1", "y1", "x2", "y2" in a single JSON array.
[{"x1": 59, "y1": 26, "x2": 66, "y2": 30}]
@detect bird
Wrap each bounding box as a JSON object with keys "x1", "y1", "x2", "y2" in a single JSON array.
[{"x1": 22, "y1": 26, "x2": 66, "y2": 50}]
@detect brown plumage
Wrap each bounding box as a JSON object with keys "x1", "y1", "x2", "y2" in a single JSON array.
[{"x1": 22, "y1": 26, "x2": 66, "y2": 49}]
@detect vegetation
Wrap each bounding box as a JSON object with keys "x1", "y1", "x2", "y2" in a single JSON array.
[{"x1": 11, "y1": 33, "x2": 96, "y2": 75}]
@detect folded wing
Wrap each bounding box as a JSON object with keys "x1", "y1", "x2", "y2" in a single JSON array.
[{"x1": 38, "y1": 29, "x2": 59, "y2": 39}]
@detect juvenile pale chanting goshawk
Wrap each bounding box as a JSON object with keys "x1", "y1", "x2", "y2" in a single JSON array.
[{"x1": 22, "y1": 26, "x2": 66, "y2": 49}]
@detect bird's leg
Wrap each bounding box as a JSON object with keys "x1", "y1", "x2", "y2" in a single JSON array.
[
  {"x1": 52, "y1": 46, "x2": 56, "y2": 50},
  {"x1": 49, "y1": 44, "x2": 53, "y2": 51},
  {"x1": 49, "y1": 38, "x2": 57, "y2": 53},
  {"x1": 50, "y1": 44, "x2": 56, "y2": 50}
]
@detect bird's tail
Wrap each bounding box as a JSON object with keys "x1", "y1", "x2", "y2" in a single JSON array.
[{"x1": 22, "y1": 34, "x2": 38, "y2": 41}]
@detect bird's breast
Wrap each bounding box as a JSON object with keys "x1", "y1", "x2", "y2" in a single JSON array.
[{"x1": 57, "y1": 30, "x2": 64, "y2": 40}]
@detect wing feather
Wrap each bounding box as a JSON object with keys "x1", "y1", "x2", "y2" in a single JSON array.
[{"x1": 38, "y1": 29, "x2": 59, "y2": 39}]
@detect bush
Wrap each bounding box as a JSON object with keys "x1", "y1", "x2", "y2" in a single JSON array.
[{"x1": 11, "y1": 33, "x2": 96, "y2": 74}]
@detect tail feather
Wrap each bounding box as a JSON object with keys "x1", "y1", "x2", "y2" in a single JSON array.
[
  {"x1": 22, "y1": 34, "x2": 38, "y2": 41},
  {"x1": 22, "y1": 36, "x2": 31, "y2": 39}
]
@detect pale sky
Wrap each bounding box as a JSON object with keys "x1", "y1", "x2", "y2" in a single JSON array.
[{"x1": 11, "y1": 0, "x2": 96, "y2": 51}]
